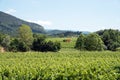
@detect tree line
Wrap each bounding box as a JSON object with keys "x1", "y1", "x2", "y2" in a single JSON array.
[
  {"x1": 75, "y1": 29, "x2": 120, "y2": 51},
  {"x1": 0, "y1": 24, "x2": 61, "y2": 52},
  {"x1": 0, "y1": 24, "x2": 120, "y2": 52}
]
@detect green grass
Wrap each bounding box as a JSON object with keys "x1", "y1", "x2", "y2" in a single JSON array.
[
  {"x1": 0, "y1": 37, "x2": 120, "y2": 80},
  {"x1": 46, "y1": 37, "x2": 77, "y2": 48}
]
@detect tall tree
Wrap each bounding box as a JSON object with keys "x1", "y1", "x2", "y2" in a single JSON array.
[
  {"x1": 18, "y1": 24, "x2": 33, "y2": 50},
  {"x1": 85, "y1": 33, "x2": 104, "y2": 51},
  {"x1": 96, "y1": 29, "x2": 120, "y2": 51},
  {"x1": 75, "y1": 34, "x2": 86, "y2": 50}
]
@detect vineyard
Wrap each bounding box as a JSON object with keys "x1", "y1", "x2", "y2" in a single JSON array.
[{"x1": 0, "y1": 38, "x2": 120, "y2": 80}]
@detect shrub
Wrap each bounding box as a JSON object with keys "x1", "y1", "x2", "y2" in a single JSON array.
[
  {"x1": 32, "y1": 37, "x2": 61, "y2": 52},
  {"x1": 32, "y1": 38, "x2": 44, "y2": 51},
  {"x1": 47, "y1": 41, "x2": 61, "y2": 52},
  {"x1": 9, "y1": 39, "x2": 29, "y2": 52},
  {"x1": 43, "y1": 41, "x2": 61, "y2": 52}
]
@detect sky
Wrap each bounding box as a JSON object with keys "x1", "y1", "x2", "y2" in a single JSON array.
[{"x1": 0, "y1": 0, "x2": 120, "y2": 32}]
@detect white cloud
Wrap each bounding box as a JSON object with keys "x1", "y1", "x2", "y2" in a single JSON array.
[
  {"x1": 27, "y1": 20, "x2": 52, "y2": 26},
  {"x1": 5, "y1": 9, "x2": 16, "y2": 14}
]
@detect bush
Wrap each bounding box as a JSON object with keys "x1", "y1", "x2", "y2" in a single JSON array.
[
  {"x1": 108, "y1": 42, "x2": 120, "y2": 51},
  {"x1": 32, "y1": 37, "x2": 61, "y2": 52},
  {"x1": 9, "y1": 39, "x2": 29, "y2": 52},
  {"x1": 46, "y1": 41, "x2": 61, "y2": 52},
  {"x1": 18, "y1": 41, "x2": 29, "y2": 52},
  {"x1": 32, "y1": 38, "x2": 44, "y2": 51}
]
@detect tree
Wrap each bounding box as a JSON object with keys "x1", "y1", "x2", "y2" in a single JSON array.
[
  {"x1": 0, "y1": 33, "x2": 5, "y2": 45},
  {"x1": 75, "y1": 33, "x2": 104, "y2": 51},
  {"x1": 32, "y1": 36, "x2": 61, "y2": 52},
  {"x1": 9, "y1": 39, "x2": 19, "y2": 52},
  {"x1": 85, "y1": 33, "x2": 104, "y2": 51},
  {"x1": 40, "y1": 41, "x2": 61, "y2": 52},
  {"x1": 32, "y1": 36, "x2": 45, "y2": 51},
  {"x1": 18, "y1": 24, "x2": 33, "y2": 50},
  {"x1": 33, "y1": 33, "x2": 46, "y2": 41},
  {"x1": 46, "y1": 41, "x2": 61, "y2": 52},
  {"x1": 9, "y1": 38, "x2": 28, "y2": 52},
  {"x1": 1, "y1": 35, "x2": 11, "y2": 51},
  {"x1": 96, "y1": 29, "x2": 120, "y2": 51},
  {"x1": 75, "y1": 34, "x2": 85, "y2": 50}
]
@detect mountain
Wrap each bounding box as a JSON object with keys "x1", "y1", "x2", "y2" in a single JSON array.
[
  {"x1": 46, "y1": 29, "x2": 67, "y2": 35},
  {"x1": 0, "y1": 11, "x2": 90, "y2": 37},
  {"x1": 0, "y1": 11, "x2": 45, "y2": 36}
]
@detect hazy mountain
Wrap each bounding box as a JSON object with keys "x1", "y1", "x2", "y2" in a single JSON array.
[
  {"x1": 0, "y1": 11, "x2": 45, "y2": 36},
  {"x1": 46, "y1": 29, "x2": 67, "y2": 35},
  {"x1": 46, "y1": 29, "x2": 90, "y2": 37}
]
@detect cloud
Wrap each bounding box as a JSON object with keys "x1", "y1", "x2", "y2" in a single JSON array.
[
  {"x1": 5, "y1": 9, "x2": 16, "y2": 14},
  {"x1": 27, "y1": 20, "x2": 52, "y2": 26}
]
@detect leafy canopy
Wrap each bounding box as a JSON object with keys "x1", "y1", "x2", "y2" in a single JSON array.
[{"x1": 18, "y1": 24, "x2": 33, "y2": 50}]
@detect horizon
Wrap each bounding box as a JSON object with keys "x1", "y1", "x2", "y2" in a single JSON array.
[{"x1": 0, "y1": 0, "x2": 120, "y2": 32}]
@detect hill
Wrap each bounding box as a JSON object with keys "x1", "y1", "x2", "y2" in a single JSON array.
[
  {"x1": 46, "y1": 29, "x2": 90, "y2": 37},
  {"x1": 46, "y1": 29, "x2": 66, "y2": 35},
  {"x1": 0, "y1": 11, "x2": 45, "y2": 35}
]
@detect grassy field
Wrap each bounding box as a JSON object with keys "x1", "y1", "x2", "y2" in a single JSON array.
[
  {"x1": 0, "y1": 37, "x2": 120, "y2": 80},
  {"x1": 46, "y1": 37, "x2": 77, "y2": 48}
]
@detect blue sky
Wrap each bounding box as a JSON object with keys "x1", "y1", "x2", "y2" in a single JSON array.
[{"x1": 0, "y1": 0, "x2": 120, "y2": 32}]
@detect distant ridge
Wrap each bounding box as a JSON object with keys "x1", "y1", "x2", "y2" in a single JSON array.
[
  {"x1": 46, "y1": 29, "x2": 90, "y2": 34},
  {"x1": 0, "y1": 11, "x2": 45, "y2": 35},
  {"x1": 46, "y1": 29, "x2": 90, "y2": 37}
]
